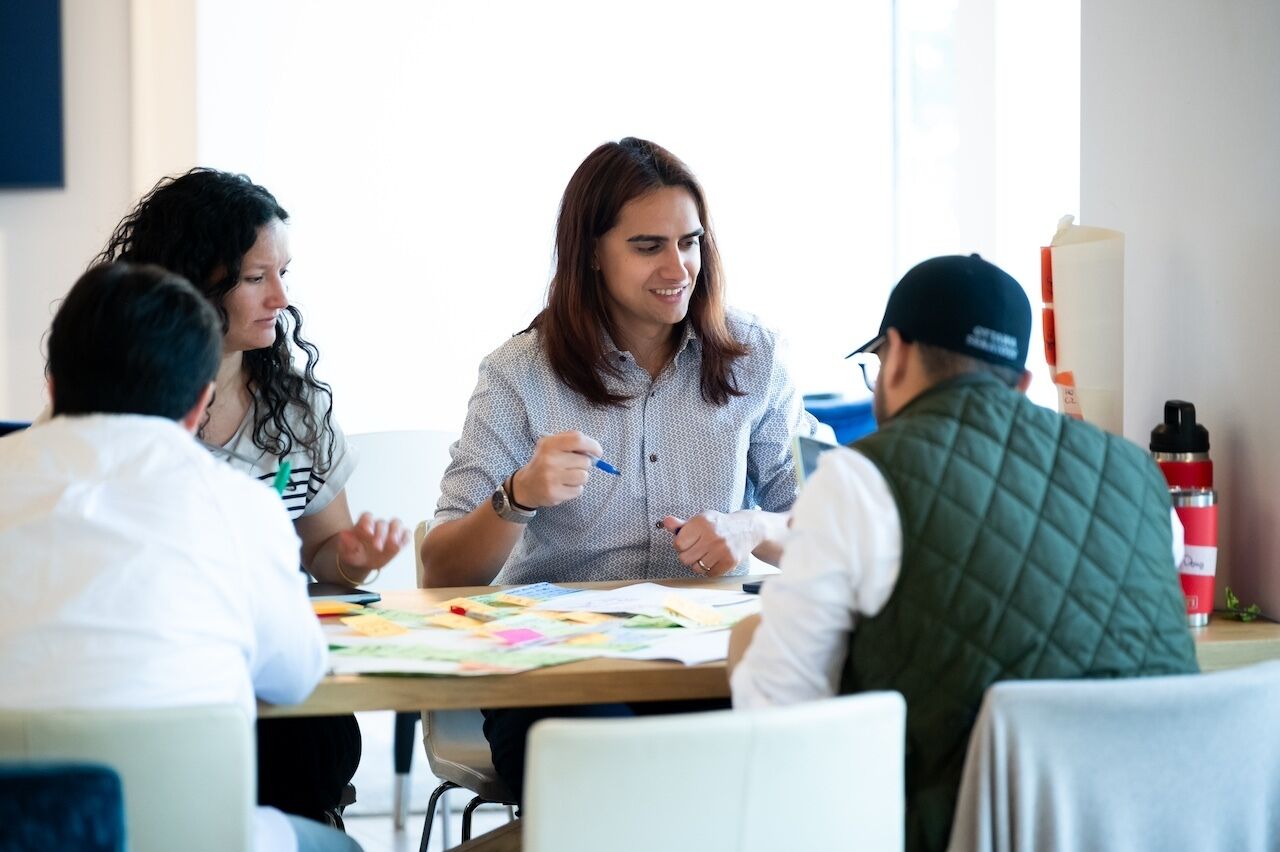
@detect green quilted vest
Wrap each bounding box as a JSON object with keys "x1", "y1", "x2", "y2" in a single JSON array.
[{"x1": 843, "y1": 374, "x2": 1198, "y2": 852}]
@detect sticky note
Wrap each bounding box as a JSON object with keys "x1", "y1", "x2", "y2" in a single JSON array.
[
  {"x1": 663, "y1": 595, "x2": 723, "y2": 627},
  {"x1": 560, "y1": 611, "x2": 618, "y2": 625},
  {"x1": 494, "y1": 593, "x2": 539, "y2": 607},
  {"x1": 563, "y1": 632, "x2": 611, "y2": 646},
  {"x1": 340, "y1": 614, "x2": 410, "y2": 637},
  {"x1": 492, "y1": 628, "x2": 544, "y2": 646},
  {"x1": 426, "y1": 613, "x2": 486, "y2": 631},
  {"x1": 312, "y1": 601, "x2": 363, "y2": 617},
  {"x1": 439, "y1": 597, "x2": 503, "y2": 617}
]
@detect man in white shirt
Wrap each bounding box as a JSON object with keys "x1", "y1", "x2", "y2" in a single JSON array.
[
  {"x1": 0, "y1": 263, "x2": 360, "y2": 852},
  {"x1": 727, "y1": 254, "x2": 1198, "y2": 851}
]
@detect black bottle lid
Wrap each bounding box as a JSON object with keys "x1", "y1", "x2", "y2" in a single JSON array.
[{"x1": 1150, "y1": 400, "x2": 1210, "y2": 453}]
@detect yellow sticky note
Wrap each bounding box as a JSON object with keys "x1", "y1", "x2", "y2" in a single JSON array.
[
  {"x1": 312, "y1": 601, "x2": 363, "y2": 617},
  {"x1": 340, "y1": 614, "x2": 409, "y2": 637},
  {"x1": 560, "y1": 611, "x2": 618, "y2": 625},
  {"x1": 438, "y1": 598, "x2": 502, "y2": 617},
  {"x1": 663, "y1": 595, "x2": 723, "y2": 627},
  {"x1": 494, "y1": 593, "x2": 539, "y2": 607},
  {"x1": 426, "y1": 613, "x2": 486, "y2": 631},
  {"x1": 564, "y1": 632, "x2": 611, "y2": 646}
]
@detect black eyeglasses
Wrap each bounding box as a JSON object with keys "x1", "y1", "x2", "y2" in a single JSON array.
[{"x1": 852, "y1": 354, "x2": 880, "y2": 392}]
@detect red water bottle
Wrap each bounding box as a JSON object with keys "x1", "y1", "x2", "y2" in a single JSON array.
[
  {"x1": 1150, "y1": 400, "x2": 1212, "y2": 488},
  {"x1": 1150, "y1": 400, "x2": 1217, "y2": 627}
]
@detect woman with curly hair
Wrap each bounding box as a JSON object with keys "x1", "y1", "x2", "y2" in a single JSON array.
[{"x1": 94, "y1": 167, "x2": 407, "y2": 828}]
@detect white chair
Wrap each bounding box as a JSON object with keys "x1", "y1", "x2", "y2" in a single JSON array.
[
  {"x1": 522, "y1": 691, "x2": 906, "y2": 852},
  {"x1": 345, "y1": 429, "x2": 460, "y2": 832},
  {"x1": 948, "y1": 661, "x2": 1280, "y2": 852},
  {"x1": 0, "y1": 704, "x2": 254, "y2": 852}
]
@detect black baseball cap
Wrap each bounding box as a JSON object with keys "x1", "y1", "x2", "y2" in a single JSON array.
[{"x1": 846, "y1": 254, "x2": 1031, "y2": 371}]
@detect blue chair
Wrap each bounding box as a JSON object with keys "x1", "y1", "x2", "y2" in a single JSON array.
[
  {"x1": 0, "y1": 420, "x2": 31, "y2": 438},
  {"x1": 803, "y1": 394, "x2": 876, "y2": 444},
  {"x1": 0, "y1": 763, "x2": 126, "y2": 852}
]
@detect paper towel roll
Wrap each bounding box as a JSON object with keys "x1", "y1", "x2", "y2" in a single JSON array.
[{"x1": 1046, "y1": 216, "x2": 1125, "y2": 435}]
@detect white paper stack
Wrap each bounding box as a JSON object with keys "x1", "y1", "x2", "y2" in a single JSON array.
[{"x1": 1043, "y1": 216, "x2": 1125, "y2": 435}]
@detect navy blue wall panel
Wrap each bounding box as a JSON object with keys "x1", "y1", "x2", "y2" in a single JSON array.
[{"x1": 0, "y1": 0, "x2": 65, "y2": 188}]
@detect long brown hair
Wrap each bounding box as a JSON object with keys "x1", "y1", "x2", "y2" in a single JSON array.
[{"x1": 530, "y1": 137, "x2": 748, "y2": 407}]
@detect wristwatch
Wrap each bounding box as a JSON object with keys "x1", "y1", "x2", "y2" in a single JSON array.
[{"x1": 492, "y1": 474, "x2": 537, "y2": 524}]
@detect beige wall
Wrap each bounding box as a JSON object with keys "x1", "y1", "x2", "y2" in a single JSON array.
[
  {"x1": 0, "y1": 0, "x2": 133, "y2": 418},
  {"x1": 1082, "y1": 0, "x2": 1280, "y2": 612},
  {"x1": 0, "y1": 0, "x2": 194, "y2": 419}
]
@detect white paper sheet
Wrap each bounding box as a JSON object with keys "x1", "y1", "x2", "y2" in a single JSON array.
[
  {"x1": 1048, "y1": 216, "x2": 1125, "y2": 434},
  {"x1": 528, "y1": 582, "x2": 753, "y2": 616}
]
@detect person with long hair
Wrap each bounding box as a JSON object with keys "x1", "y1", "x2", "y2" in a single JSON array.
[
  {"x1": 421, "y1": 137, "x2": 817, "y2": 801},
  {"x1": 94, "y1": 168, "x2": 407, "y2": 828}
]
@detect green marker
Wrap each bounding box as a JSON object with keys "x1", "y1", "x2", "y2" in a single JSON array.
[{"x1": 272, "y1": 460, "x2": 292, "y2": 495}]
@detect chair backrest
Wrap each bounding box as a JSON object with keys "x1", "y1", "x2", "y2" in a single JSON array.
[
  {"x1": 0, "y1": 762, "x2": 125, "y2": 851},
  {"x1": 949, "y1": 661, "x2": 1280, "y2": 852},
  {"x1": 0, "y1": 705, "x2": 254, "y2": 852},
  {"x1": 345, "y1": 429, "x2": 459, "y2": 591},
  {"x1": 522, "y1": 692, "x2": 906, "y2": 852}
]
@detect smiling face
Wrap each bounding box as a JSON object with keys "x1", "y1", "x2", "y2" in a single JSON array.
[
  {"x1": 220, "y1": 218, "x2": 291, "y2": 354},
  {"x1": 594, "y1": 186, "x2": 703, "y2": 347}
]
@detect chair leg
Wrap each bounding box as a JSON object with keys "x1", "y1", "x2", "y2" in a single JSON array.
[
  {"x1": 419, "y1": 780, "x2": 459, "y2": 852},
  {"x1": 393, "y1": 712, "x2": 419, "y2": 830},
  {"x1": 440, "y1": 789, "x2": 453, "y2": 849},
  {"x1": 461, "y1": 795, "x2": 485, "y2": 843}
]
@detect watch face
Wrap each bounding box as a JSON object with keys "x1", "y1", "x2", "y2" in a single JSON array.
[{"x1": 492, "y1": 488, "x2": 506, "y2": 514}]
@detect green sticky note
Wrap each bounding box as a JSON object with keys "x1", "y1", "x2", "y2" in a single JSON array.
[{"x1": 622, "y1": 614, "x2": 684, "y2": 629}]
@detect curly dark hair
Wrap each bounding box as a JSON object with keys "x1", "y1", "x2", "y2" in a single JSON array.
[{"x1": 93, "y1": 167, "x2": 335, "y2": 472}]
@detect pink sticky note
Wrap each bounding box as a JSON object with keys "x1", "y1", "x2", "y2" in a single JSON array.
[{"x1": 492, "y1": 628, "x2": 543, "y2": 646}]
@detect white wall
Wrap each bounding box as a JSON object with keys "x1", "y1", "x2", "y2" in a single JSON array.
[
  {"x1": 1082, "y1": 0, "x2": 1280, "y2": 612},
  {"x1": 0, "y1": 0, "x2": 134, "y2": 418}
]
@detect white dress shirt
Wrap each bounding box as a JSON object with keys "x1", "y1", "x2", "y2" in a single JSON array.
[
  {"x1": 732, "y1": 445, "x2": 1186, "y2": 710},
  {"x1": 0, "y1": 414, "x2": 329, "y2": 852}
]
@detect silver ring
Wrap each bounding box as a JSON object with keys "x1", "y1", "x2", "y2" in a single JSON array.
[{"x1": 697, "y1": 559, "x2": 708, "y2": 572}]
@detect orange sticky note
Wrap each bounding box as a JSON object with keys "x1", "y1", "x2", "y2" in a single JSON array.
[
  {"x1": 312, "y1": 601, "x2": 363, "y2": 617},
  {"x1": 438, "y1": 598, "x2": 502, "y2": 617},
  {"x1": 564, "y1": 632, "x2": 611, "y2": 646},
  {"x1": 426, "y1": 613, "x2": 486, "y2": 631},
  {"x1": 340, "y1": 614, "x2": 409, "y2": 637},
  {"x1": 663, "y1": 595, "x2": 723, "y2": 627},
  {"x1": 494, "y1": 593, "x2": 539, "y2": 607}
]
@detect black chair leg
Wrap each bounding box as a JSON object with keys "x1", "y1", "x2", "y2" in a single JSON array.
[
  {"x1": 462, "y1": 795, "x2": 486, "y2": 842},
  {"x1": 420, "y1": 780, "x2": 459, "y2": 852},
  {"x1": 393, "y1": 712, "x2": 420, "y2": 829}
]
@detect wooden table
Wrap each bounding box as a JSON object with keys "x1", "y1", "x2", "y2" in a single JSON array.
[
  {"x1": 260, "y1": 580, "x2": 1280, "y2": 718},
  {"x1": 1193, "y1": 615, "x2": 1280, "y2": 672},
  {"x1": 260, "y1": 576, "x2": 747, "y2": 719}
]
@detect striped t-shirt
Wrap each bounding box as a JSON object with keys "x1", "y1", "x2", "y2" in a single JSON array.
[{"x1": 211, "y1": 396, "x2": 353, "y2": 521}]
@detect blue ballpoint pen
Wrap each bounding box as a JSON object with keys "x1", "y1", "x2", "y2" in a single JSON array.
[{"x1": 593, "y1": 457, "x2": 621, "y2": 476}]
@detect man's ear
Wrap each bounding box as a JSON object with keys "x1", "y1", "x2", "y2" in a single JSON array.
[
  {"x1": 1015, "y1": 369, "x2": 1032, "y2": 394},
  {"x1": 179, "y1": 382, "x2": 216, "y2": 435},
  {"x1": 881, "y1": 328, "x2": 911, "y2": 389}
]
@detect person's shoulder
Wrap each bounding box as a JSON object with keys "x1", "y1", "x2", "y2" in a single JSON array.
[
  {"x1": 480, "y1": 328, "x2": 547, "y2": 378},
  {"x1": 723, "y1": 306, "x2": 780, "y2": 347}
]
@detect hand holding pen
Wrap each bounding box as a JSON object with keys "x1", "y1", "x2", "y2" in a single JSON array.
[{"x1": 510, "y1": 430, "x2": 620, "y2": 509}]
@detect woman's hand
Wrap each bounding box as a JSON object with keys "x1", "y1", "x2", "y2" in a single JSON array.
[
  {"x1": 334, "y1": 512, "x2": 409, "y2": 577},
  {"x1": 662, "y1": 511, "x2": 764, "y2": 576},
  {"x1": 509, "y1": 431, "x2": 603, "y2": 509}
]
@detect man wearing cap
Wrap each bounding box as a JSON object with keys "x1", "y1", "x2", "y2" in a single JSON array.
[{"x1": 727, "y1": 254, "x2": 1198, "y2": 851}]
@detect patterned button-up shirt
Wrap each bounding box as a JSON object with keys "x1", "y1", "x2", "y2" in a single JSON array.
[{"x1": 434, "y1": 309, "x2": 818, "y2": 583}]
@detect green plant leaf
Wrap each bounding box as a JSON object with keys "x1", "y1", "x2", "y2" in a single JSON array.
[{"x1": 1225, "y1": 586, "x2": 1241, "y2": 611}]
